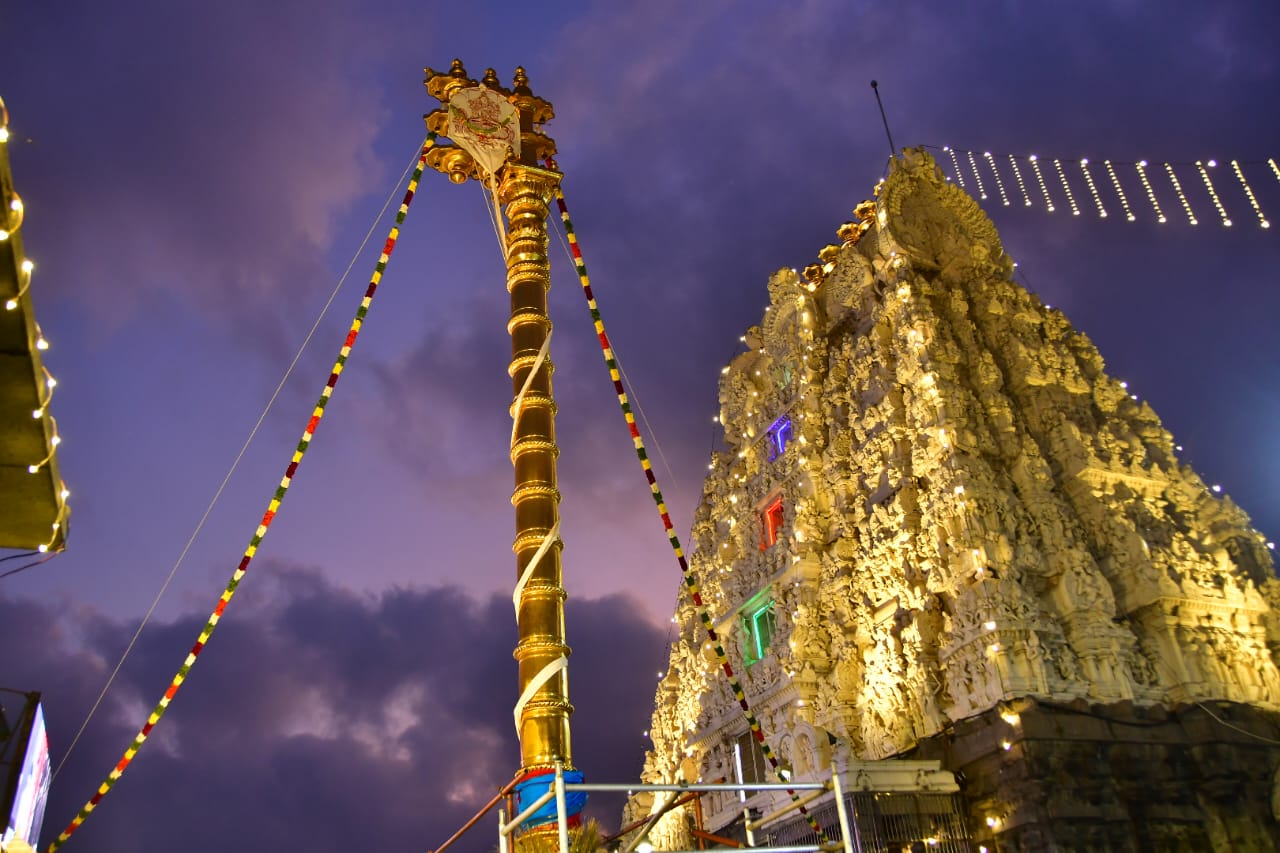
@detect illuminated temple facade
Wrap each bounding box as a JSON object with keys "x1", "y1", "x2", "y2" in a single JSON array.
[{"x1": 630, "y1": 150, "x2": 1280, "y2": 850}]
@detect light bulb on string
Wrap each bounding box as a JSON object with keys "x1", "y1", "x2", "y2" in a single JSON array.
[
  {"x1": 28, "y1": 427, "x2": 59, "y2": 473},
  {"x1": 1028, "y1": 155, "x2": 1055, "y2": 212},
  {"x1": 1104, "y1": 160, "x2": 1136, "y2": 221},
  {"x1": 1053, "y1": 159, "x2": 1080, "y2": 216},
  {"x1": 1164, "y1": 163, "x2": 1198, "y2": 225},
  {"x1": 983, "y1": 152, "x2": 1010, "y2": 206},
  {"x1": 1269, "y1": 158, "x2": 1280, "y2": 187},
  {"x1": 1195, "y1": 160, "x2": 1231, "y2": 226},
  {"x1": 943, "y1": 146, "x2": 966, "y2": 188},
  {"x1": 967, "y1": 151, "x2": 988, "y2": 199},
  {"x1": 1135, "y1": 161, "x2": 1167, "y2": 223},
  {"x1": 1079, "y1": 159, "x2": 1107, "y2": 217},
  {"x1": 1, "y1": 192, "x2": 24, "y2": 240},
  {"x1": 6, "y1": 258, "x2": 34, "y2": 310},
  {"x1": 1007, "y1": 155, "x2": 1032, "y2": 206},
  {"x1": 1231, "y1": 160, "x2": 1269, "y2": 228},
  {"x1": 35, "y1": 373, "x2": 54, "y2": 413}
]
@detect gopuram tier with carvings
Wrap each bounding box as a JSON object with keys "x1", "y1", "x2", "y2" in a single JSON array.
[{"x1": 628, "y1": 149, "x2": 1280, "y2": 851}]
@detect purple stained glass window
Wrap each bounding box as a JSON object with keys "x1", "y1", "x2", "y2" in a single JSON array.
[{"x1": 766, "y1": 415, "x2": 793, "y2": 461}]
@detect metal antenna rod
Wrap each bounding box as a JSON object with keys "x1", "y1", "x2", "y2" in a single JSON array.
[{"x1": 870, "y1": 80, "x2": 896, "y2": 158}]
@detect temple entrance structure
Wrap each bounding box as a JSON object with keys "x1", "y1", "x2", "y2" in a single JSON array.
[{"x1": 632, "y1": 149, "x2": 1280, "y2": 851}]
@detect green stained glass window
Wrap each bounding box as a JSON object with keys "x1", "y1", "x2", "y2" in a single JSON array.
[{"x1": 743, "y1": 599, "x2": 776, "y2": 666}]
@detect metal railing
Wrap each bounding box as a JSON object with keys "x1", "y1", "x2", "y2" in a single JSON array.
[{"x1": 496, "y1": 766, "x2": 856, "y2": 853}]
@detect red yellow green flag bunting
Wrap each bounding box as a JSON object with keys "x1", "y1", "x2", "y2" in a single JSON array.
[
  {"x1": 547, "y1": 158, "x2": 831, "y2": 844},
  {"x1": 46, "y1": 134, "x2": 437, "y2": 853}
]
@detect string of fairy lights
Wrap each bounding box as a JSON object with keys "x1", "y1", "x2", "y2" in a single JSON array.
[
  {"x1": 934, "y1": 146, "x2": 1275, "y2": 229},
  {"x1": 1, "y1": 95, "x2": 70, "y2": 555}
]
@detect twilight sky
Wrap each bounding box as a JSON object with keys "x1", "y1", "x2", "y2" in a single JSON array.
[{"x1": 2, "y1": 2, "x2": 1279, "y2": 850}]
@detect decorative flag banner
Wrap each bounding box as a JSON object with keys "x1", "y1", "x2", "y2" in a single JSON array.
[
  {"x1": 546, "y1": 158, "x2": 832, "y2": 845},
  {"x1": 448, "y1": 85, "x2": 520, "y2": 177},
  {"x1": 931, "y1": 146, "x2": 1277, "y2": 229},
  {"x1": 46, "y1": 133, "x2": 438, "y2": 853}
]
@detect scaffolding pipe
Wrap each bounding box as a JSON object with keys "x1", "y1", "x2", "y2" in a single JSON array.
[
  {"x1": 746, "y1": 783, "x2": 831, "y2": 834},
  {"x1": 555, "y1": 765, "x2": 569, "y2": 853},
  {"x1": 732, "y1": 741, "x2": 756, "y2": 848},
  {"x1": 622, "y1": 788, "x2": 684, "y2": 853},
  {"x1": 565, "y1": 782, "x2": 825, "y2": 793},
  {"x1": 605, "y1": 790, "x2": 705, "y2": 842},
  {"x1": 632, "y1": 840, "x2": 829, "y2": 845},
  {"x1": 831, "y1": 772, "x2": 854, "y2": 853},
  {"x1": 428, "y1": 778, "x2": 519, "y2": 853}
]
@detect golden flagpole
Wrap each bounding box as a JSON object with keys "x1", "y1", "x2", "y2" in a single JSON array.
[{"x1": 423, "y1": 61, "x2": 574, "y2": 845}]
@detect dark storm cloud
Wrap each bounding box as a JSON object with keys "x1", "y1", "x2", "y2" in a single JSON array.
[
  {"x1": 0, "y1": 565, "x2": 664, "y2": 852},
  {"x1": 2, "y1": 2, "x2": 390, "y2": 347},
  {"x1": 360, "y1": 289, "x2": 514, "y2": 488}
]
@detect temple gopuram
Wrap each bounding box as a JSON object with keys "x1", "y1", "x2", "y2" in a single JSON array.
[{"x1": 628, "y1": 149, "x2": 1280, "y2": 852}]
